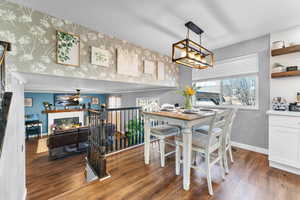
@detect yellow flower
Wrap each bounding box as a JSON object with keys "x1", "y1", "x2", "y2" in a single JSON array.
[{"x1": 184, "y1": 86, "x2": 196, "y2": 96}]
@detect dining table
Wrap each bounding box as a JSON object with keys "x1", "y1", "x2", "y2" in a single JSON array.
[{"x1": 143, "y1": 109, "x2": 216, "y2": 191}]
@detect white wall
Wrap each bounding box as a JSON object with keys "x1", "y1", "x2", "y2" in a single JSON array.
[
  {"x1": 270, "y1": 26, "x2": 300, "y2": 102},
  {"x1": 0, "y1": 77, "x2": 26, "y2": 200}
]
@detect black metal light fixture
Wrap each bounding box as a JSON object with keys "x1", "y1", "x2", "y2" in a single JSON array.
[{"x1": 172, "y1": 21, "x2": 214, "y2": 69}]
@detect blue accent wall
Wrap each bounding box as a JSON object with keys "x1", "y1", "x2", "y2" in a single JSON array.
[{"x1": 24, "y1": 93, "x2": 106, "y2": 133}]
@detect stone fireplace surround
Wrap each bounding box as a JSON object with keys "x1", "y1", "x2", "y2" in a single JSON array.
[{"x1": 47, "y1": 110, "x2": 84, "y2": 134}]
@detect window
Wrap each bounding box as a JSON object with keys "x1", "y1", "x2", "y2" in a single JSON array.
[
  {"x1": 136, "y1": 97, "x2": 160, "y2": 111},
  {"x1": 192, "y1": 54, "x2": 259, "y2": 109},
  {"x1": 193, "y1": 75, "x2": 258, "y2": 109},
  {"x1": 107, "y1": 95, "x2": 121, "y2": 108}
]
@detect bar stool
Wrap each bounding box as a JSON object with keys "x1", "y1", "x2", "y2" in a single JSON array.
[
  {"x1": 175, "y1": 110, "x2": 231, "y2": 195},
  {"x1": 194, "y1": 108, "x2": 237, "y2": 173},
  {"x1": 222, "y1": 108, "x2": 237, "y2": 173},
  {"x1": 150, "y1": 124, "x2": 181, "y2": 167}
]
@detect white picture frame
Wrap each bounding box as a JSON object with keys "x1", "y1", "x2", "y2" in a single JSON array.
[
  {"x1": 117, "y1": 49, "x2": 139, "y2": 77},
  {"x1": 143, "y1": 60, "x2": 157, "y2": 75},
  {"x1": 91, "y1": 97, "x2": 99, "y2": 105},
  {"x1": 157, "y1": 62, "x2": 165, "y2": 80},
  {"x1": 91, "y1": 46, "x2": 110, "y2": 67},
  {"x1": 56, "y1": 30, "x2": 80, "y2": 67},
  {"x1": 24, "y1": 98, "x2": 33, "y2": 107}
]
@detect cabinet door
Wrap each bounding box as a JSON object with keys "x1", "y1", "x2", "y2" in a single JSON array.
[{"x1": 269, "y1": 126, "x2": 300, "y2": 167}]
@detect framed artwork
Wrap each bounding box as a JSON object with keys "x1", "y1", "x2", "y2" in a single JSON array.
[
  {"x1": 157, "y1": 62, "x2": 165, "y2": 80},
  {"x1": 117, "y1": 49, "x2": 139, "y2": 77},
  {"x1": 56, "y1": 30, "x2": 80, "y2": 67},
  {"x1": 91, "y1": 46, "x2": 110, "y2": 67},
  {"x1": 91, "y1": 97, "x2": 99, "y2": 105},
  {"x1": 143, "y1": 60, "x2": 156, "y2": 75},
  {"x1": 24, "y1": 98, "x2": 33, "y2": 107},
  {"x1": 54, "y1": 94, "x2": 79, "y2": 106}
]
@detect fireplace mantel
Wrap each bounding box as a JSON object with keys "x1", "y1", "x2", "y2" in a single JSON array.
[
  {"x1": 47, "y1": 110, "x2": 85, "y2": 134},
  {"x1": 42, "y1": 109, "x2": 86, "y2": 114}
]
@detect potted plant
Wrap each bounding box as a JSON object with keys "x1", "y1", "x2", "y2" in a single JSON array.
[
  {"x1": 125, "y1": 119, "x2": 144, "y2": 145},
  {"x1": 178, "y1": 86, "x2": 196, "y2": 109}
]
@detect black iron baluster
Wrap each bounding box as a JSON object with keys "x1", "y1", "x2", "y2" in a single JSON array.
[
  {"x1": 122, "y1": 110, "x2": 126, "y2": 149},
  {"x1": 130, "y1": 109, "x2": 133, "y2": 146},
  {"x1": 125, "y1": 110, "x2": 129, "y2": 147},
  {"x1": 141, "y1": 113, "x2": 144, "y2": 143},
  {"x1": 120, "y1": 110, "x2": 123, "y2": 150},
  {"x1": 109, "y1": 110, "x2": 113, "y2": 153}
]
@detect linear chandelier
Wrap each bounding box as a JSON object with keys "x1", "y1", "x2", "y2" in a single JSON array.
[{"x1": 172, "y1": 21, "x2": 214, "y2": 69}]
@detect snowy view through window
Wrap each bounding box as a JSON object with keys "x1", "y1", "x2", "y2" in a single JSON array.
[{"x1": 193, "y1": 75, "x2": 257, "y2": 108}]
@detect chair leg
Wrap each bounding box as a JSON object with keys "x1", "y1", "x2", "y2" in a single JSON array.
[
  {"x1": 192, "y1": 151, "x2": 197, "y2": 165},
  {"x1": 224, "y1": 150, "x2": 229, "y2": 174},
  {"x1": 229, "y1": 145, "x2": 234, "y2": 163},
  {"x1": 206, "y1": 153, "x2": 213, "y2": 196},
  {"x1": 159, "y1": 139, "x2": 165, "y2": 167},
  {"x1": 175, "y1": 143, "x2": 180, "y2": 175},
  {"x1": 218, "y1": 149, "x2": 225, "y2": 180}
]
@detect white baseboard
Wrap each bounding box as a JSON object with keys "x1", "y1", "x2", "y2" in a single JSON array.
[
  {"x1": 231, "y1": 141, "x2": 268, "y2": 155},
  {"x1": 23, "y1": 187, "x2": 27, "y2": 200},
  {"x1": 269, "y1": 161, "x2": 300, "y2": 175}
]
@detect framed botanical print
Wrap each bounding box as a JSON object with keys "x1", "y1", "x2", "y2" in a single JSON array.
[
  {"x1": 24, "y1": 98, "x2": 33, "y2": 107},
  {"x1": 91, "y1": 46, "x2": 110, "y2": 67},
  {"x1": 143, "y1": 60, "x2": 156, "y2": 75},
  {"x1": 117, "y1": 48, "x2": 139, "y2": 77},
  {"x1": 91, "y1": 97, "x2": 99, "y2": 105},
  {"x1": 157, "y1": 61, "x2": 165, "y2": 80},
  {"x1": 56, "y1": 30, "x2": 80, "y2": 66}
]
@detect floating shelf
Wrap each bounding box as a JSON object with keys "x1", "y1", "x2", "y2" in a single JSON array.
[
  {"x1": 271, "y1": 45, "x2": 300, "y2": 56},
  {"x1": 271, "y1": 70, "x2": 300, "y2": 78}
]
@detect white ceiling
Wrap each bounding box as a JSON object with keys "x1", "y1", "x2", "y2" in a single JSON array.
[
  {"x1": 16, "y1": 72, "x2": 175, "y2": 94},
  {"x1": 7, "y1": 0, "x2": 300, "y2": 56}
]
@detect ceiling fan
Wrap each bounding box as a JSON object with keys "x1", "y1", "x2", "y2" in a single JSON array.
[{"x1": 60, "y1": 89, "x2": 93, "y2": 102}]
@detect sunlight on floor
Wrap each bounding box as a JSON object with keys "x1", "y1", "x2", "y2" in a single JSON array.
[{"x1": 36, "y1": 138, "x2": 48, "y2": 153}]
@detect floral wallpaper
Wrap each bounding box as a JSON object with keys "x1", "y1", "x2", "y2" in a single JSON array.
[{"x1": 0, "y1": 1, "x2": 179, "y2": 90}]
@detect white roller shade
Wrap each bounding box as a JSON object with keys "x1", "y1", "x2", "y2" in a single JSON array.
[{"x1": 192, "y1": 54, "x2": 258, "y2": 81}]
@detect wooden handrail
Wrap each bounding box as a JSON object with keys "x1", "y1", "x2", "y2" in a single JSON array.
[
  {"x1": 0, "y1": 41, "x2": 11, "y2": 65},
  {"x1": 0, "y1": 92, "x2": 13, "y2": 158}
]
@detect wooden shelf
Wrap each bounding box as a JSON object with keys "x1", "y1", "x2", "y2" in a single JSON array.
[
  {"x1": 42, "y1": 109, "x2": 86, "y2": 114},
  {"x1": 271, "y1": 70, "x2": 300, "y2": 78},
  {"x1": 271, "y1": 45, "x2": 300, "y2": 56}
]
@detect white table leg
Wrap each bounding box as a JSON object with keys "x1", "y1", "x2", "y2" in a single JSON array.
[
  {"x1": 182, "y1": 127, "x2": 192, "y2": 190},
  {"x1": 144, "y1": 116, "x2": 151, "y2": 164}
]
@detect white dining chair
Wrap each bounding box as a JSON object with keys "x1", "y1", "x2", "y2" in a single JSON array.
[
  {"x1": 222, "y1": 108, "x2": 237, "y2": 173},
  {"x1": 193, "y1": 108, "x2": 237, "y2": 174},
  {"x1": 150, "y1": 124, "x2": 181, "y2": 167},
  {"x1": 175, "y1": 110, "x2": 231, "y2": 195}
]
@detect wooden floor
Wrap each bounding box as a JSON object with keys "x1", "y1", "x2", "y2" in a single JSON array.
[
  {"x1": 27, "y1": 138, "x2": 300, "y2": 200},
  {"x1": 26, "y1": 138, "x2": 87, "y2": 200}
]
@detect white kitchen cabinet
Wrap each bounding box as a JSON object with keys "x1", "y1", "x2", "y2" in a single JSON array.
[{"x1": 267, "y1": 110, "x2": 300, "y2": 175}]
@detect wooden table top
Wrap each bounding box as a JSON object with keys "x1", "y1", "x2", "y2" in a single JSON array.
[{"x1": 143, "y1": 110, "x2": 215, "y2": 121}]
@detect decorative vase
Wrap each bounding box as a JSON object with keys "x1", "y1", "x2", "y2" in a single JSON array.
[{"x1": 184, "y1": 96, "x2": 193, "y2": 109}]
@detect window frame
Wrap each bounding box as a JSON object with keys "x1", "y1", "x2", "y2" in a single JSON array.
[{"x1": 193, "y1": 73, "x2": 259, "y2": 110}]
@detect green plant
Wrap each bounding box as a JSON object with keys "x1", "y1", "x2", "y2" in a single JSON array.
[{"x1": 125, "y1": 119, "x2": 144, "y2": 145}]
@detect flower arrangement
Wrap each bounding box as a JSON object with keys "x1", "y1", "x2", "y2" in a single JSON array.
[{"x1": 178, "y1": 86, "x2": 196, "y2": 109}]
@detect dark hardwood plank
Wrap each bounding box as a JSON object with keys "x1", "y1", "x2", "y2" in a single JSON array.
[{"x1": 27, "y1": 138, "x2": 300, "y2": 200}]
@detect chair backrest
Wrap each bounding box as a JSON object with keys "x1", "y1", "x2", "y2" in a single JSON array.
[
  {"x1": 207, "y1": 109, "x2": 232, "y2": 148},
  {"x1": 224, "y1": 108, "x2": 238, "y2": 146}
]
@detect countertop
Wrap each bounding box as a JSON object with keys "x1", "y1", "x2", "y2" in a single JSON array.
[{"x1": 267, "y1": 110, "x2": 300, "y2": 117}]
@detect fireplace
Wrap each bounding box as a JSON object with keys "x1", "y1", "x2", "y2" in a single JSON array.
[
  {"x1": 54, "y1": 117, "x2": 81, "y2": 130},
  {"x1": 47, "y1": 110, "x2": 84, "y2": 134}
]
